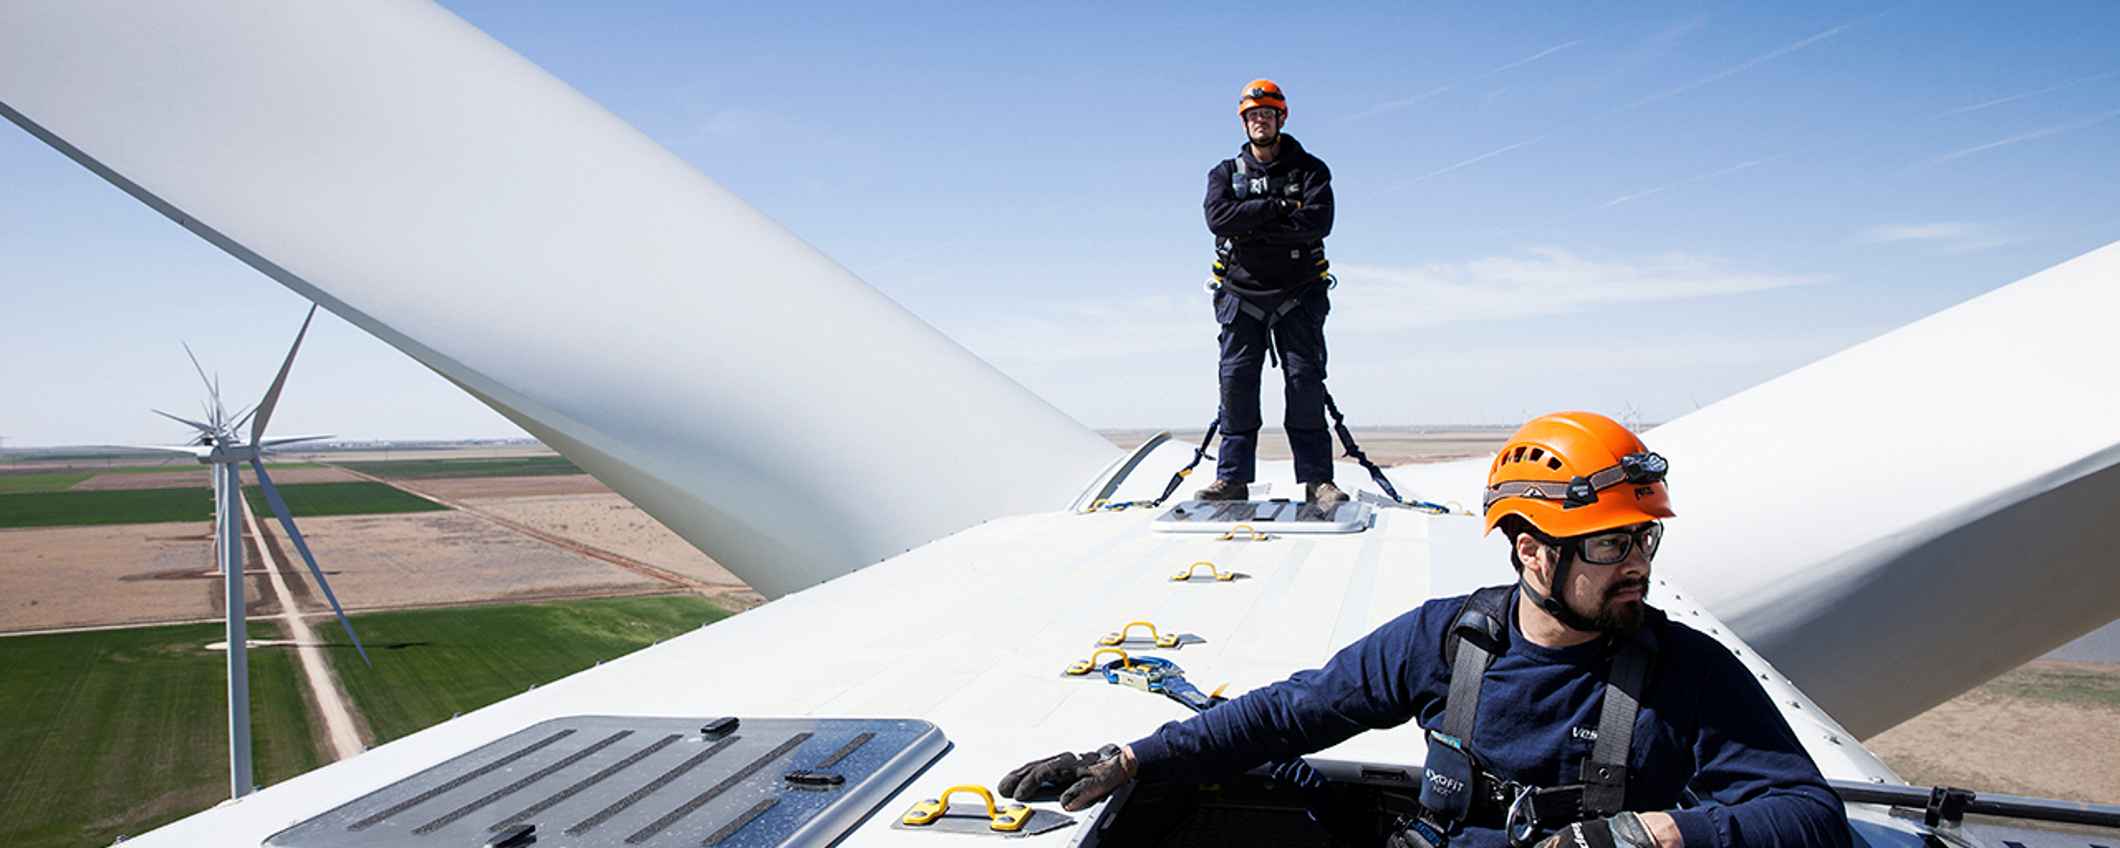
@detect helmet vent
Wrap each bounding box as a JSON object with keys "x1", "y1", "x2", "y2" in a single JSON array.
[
  {"x1": 1511, "y1": 447, "x2": 1527, "y2": 463},
  {"x1": 1528, "y1": 448, "x2": 1545, "y2": 463},
  {"x1": 1546, "y1": 457, "x2": 1563, "y2": 471}
]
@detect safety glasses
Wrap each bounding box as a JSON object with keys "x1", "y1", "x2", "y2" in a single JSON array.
[{"x1": 1573, "y1": 521, "x2": 1662, "y2": 566}]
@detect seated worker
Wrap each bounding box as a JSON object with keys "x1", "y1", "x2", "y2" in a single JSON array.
[{"x1": 1000, "y1": 412, "x2": 1852, "y2": 847}]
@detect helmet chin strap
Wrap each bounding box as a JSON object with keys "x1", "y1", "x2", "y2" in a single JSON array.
[{"x1": 1520, "y1": 544, "x2": 1601, "y2": 633}]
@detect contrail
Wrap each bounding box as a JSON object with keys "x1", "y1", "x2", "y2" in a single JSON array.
[
  {"x1": 1345, "y1": 39, "x2": 1584, "y2": 122},
  {"x1": 1934, "y1": 70, "x2": 2120, "y2": 118},
  {"x1": 1488, "y1": 39, "x2": 1585, "y2": 77},
  {"x1": 1408, "y1": 136, "x2": 1548, "y2": 184},
  {"x1": 1627, "y1": 18, "x2": 1861, "y2": 110},
  {"x1": 1603, "y1": 157, "x2": 1778, "y2": 208},
  {"x1": 1410, "y1": 14, "x2": 1875, "y2": 184},
  {"x1": 1914, "y1": 107, "x2": 2120, "y2": 167}
]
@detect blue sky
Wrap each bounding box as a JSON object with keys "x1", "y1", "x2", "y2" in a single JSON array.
[{"x1": 4, "y1": 1, "x2": 2117, "y2": 446}]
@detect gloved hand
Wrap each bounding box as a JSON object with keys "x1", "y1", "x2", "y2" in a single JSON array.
[
  {"x1": 1533, "y1": 811, "x2": 1659, "y2": 848},
  {"x1": 1274, "y1": 197, "x2": 1304, "y2": 214},
  {"x1": 997, "y1": 744, "x2": 1135, "y2": 811},
  {"x1": 1264, "y1": 758, "x2": 1327, "y2": 793}
]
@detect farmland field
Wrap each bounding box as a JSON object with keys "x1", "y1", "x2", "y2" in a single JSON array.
[
  {"x1": 241, "y1": 481, "x2": 448, "y2": 518},
  {"x1": 0, "y1": 621, "x2": 323, "y2": 848},
  {"x1": 337, "y1": 455, "x2": 583, "y2": 479},
  {"x1": 0, "y1": 472, "x2": 94, "y2": 494},
  {"x1": 330, "y1": 594, "x2": 729, "y2": 744},
  {"x1": 0, "y1": 487, "x2": 211, "y2": 528}
]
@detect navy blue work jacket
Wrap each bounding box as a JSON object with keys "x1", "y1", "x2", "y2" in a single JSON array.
[
  {"x1": 1204, "y1": 134, "x2": 1334, "y2": 298},
  {"x1": 1128, "y1": 591, "x2": 1853, "y2": 848}
]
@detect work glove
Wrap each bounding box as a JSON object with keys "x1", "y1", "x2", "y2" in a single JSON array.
[
  {"x1": 1264, "y1": 758, "x2": 1327, "y2": 793},
  {"x1": 1384, "y1": 818, "x2": 1448, "y2": 848},
  {"x1": 998, "y1": 744, "x2": 1133, "y2": 811},
  {"x1": 1533, "y1": 812, "x2": 1659, "y2": 848}
]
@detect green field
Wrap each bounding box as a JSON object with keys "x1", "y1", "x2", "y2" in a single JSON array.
[
  {"x1": 1989, "y1": 662, "x2": 2120, "y2": 708},
  {"x1": 337, "y1": 455, "x2": 582, "y2": 479},
  {"x1": 0, "y1": 471, "x2": 95, "y2": 494},
  {"x1": 0, "y1": 480, "x2": 444, "y2": 527},
  {"x1": 0, "y1": 487, "x2": 211, "y2": 528},
  {"x1": 0, "y1": 622, "x2": 325, "y2": 848},
  {"x1": 331, "y1": 595, "x2": 730, "y2": 744},
  {"x1": 0, "y1": 464, "x2": 313, "y2": 495},
  {"x1": 241, "y1": 481, "x2": 447, "y2": 518}
]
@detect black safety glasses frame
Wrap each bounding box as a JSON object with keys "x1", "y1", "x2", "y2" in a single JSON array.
[{"x1": 1569, "y1": 521, "x2": 1663, "y2": 566}]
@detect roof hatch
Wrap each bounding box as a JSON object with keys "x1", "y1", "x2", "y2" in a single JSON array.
[
  {"x1": 263, "y1": 715, "x2": 946, "y2": 848},
  {"x1": 1152, "y1": 499, "x2": 1373, "y2": 534}
]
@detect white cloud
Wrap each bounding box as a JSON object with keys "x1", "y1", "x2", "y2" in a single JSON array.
[
  {"x1": 1328, "y1": 248, "x2": 1825, "y2": 332},
  {"x1": 940, "y1": 249, "x2": 1826, "y2": 368}
]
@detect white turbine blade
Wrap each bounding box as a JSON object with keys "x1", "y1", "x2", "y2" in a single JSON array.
[
  {"x1": 249, "y1": 304, "x2": 315, "y2": 445},
  {"x1": 152, "y1": 408, "x2": 215, "y2": 434},
  {"x1": 258, "y1": 433, "x2": 332, "y2": 448},
  {"x1": 0, "y1": 3, "x2": 1117, "y2": 598},
  {"x1": 180, "y1": 341, "x2": 215, "y2": 404},
  {"x1": 250, "y1": 459, "x2": 370, "y2": 667},
  {"x1": 117, "y1": 443, "x2": 213, "y2": 458}
]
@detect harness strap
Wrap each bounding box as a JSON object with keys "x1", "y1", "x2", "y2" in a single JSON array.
[
  {"x1": 1582, "y1": 638, "x2": 1651, "y2": 816},
  {"x1": 1320, "y1": 390, "x2": 1447, "y2": 511},
  {"x1": 1424, "y1": 587, "x2": 1659, "y2": 842},
  {"x1": 1231, "y1": 295, "x2": 1304, "y2": 368},
  {"x1": 1150, "y1": 417, "x2": 1223, "y2": 507},
  {"x1": 1439, "y1": 587, "x2": 1510, "y2": 741}
]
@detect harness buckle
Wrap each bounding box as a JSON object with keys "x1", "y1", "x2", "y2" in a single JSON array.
[{"x1": 1504, "y1": 783, "x2": 1540, "y2": 847}]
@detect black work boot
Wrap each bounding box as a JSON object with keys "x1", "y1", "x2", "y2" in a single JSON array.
[
  {"x1": 1195, "y1": 478, "x2": 1249, "y2": 501},
  {"x1": 1305, "y1": 481, "x2": 1349, "y2": 509}
]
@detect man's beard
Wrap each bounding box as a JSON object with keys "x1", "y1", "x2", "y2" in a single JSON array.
[
  {"x1": 1248, "y1": 128, "x2": 1280, "y2": 148},
  {"x1": 1568, "y1": 578, "x2": 1649, "y2": 634}
]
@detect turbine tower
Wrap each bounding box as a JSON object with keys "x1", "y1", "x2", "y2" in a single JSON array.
[{"x1": 133, "y1": 305, "x2": 368, "y2": 799}]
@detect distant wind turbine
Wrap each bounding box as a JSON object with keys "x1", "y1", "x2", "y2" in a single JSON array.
[{"x1": 127, "y1": 304, "x2": 367, "y2": 800}]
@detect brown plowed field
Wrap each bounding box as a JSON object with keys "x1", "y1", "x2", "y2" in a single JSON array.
[
  {"x1": 412, "y1": 474, "x2": 611, "y2": 500},
  {"x1": 462, "y1": 492, "x2": 746, "y2": 589},
  {"x1": 1868, "y1": 660, "x2": 2120, "y2": 803},
  {"x1": 1104, "y1": 428, "x2": 1511, "y2": 467},
  {"x1": 0, "y1": 522, "x2": 278, "y2": 631},
  {"x1": 272, "y1": 510, "x2": 670, "y2": 611}
]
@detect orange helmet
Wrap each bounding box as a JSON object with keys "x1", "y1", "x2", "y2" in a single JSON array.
[
  {"x1": 1482, "y1": 411, "x2": 1674, "y2": 539},
  {"x1": 1238, "y1": 79, "x2": 1288, "y2": 117}
]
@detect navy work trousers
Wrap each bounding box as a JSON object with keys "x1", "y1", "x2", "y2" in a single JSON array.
[{"x1": 1214, "y1": 288, "x2": 1334, "y2": 485}]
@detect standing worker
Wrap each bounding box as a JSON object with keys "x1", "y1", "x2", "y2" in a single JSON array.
[
  {"x1": 1198, "y1": 79, "x2": 1348, "y2": 508},
  {"x1": 1001, "y1": 411, "x2": 1853, "y2": 847}
]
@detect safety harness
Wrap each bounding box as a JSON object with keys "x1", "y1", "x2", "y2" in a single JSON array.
[
  {"x1": 1403, "y1": 586, "x2": 1655, "y2": 847},
  {"x1": 1206, "y1": 166, "x2": 1454, "y2": 515}
]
